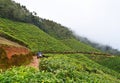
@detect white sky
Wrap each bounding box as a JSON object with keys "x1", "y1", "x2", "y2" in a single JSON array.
[{"x1": 13, "y1": 0, "x2": 120, "y2": 50}]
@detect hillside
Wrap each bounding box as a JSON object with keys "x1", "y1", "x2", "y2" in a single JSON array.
[
  {"x1": 0, "y1": 0, "x2": 119, "y2": 55},
  {"x1": 0, "y1": 54, "x2": 120, "y2": 82},
  {"x1": 86, "y1": 53, "x2": 120, "y2": 73},
  {"x1": 0, "y1": 17, "x2": 71, "y2": 52},
  {"x1": 0, "y1": 0, "x2": 120, "y2": 82},
  {"x1": 0, "y1": 17, "x2": 120, "y2": 82},
  {"x1": 61, "y1": 38, "x2": 98, "y2": 52},
  {"x1": 0, "y1": 17, "x2": 99, "y2": 53},
  {"x1": 0, "y1": 37, "x2": 23, "y2": 47}
]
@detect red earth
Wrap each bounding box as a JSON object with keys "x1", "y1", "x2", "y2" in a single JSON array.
[
  {"x1": 0, "y1": 45, "x2": 39, "y2": 69},
  {"x1": 0, "y1": 45, "x2": 30, "y2": 59},
  {"x1": 28, "y1": 56, "x2": 39, "y2": 69}
]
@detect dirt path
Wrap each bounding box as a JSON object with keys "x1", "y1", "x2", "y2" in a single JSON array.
[
  {"x1": 28, "y1": 56, "x2": 39, "y2": 69},
  {"x1": 0, "y1": 37, "x2": 23, "y2": 47}
]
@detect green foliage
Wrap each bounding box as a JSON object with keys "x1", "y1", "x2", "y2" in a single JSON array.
[
  {"x1": 0, "y1": 30, "x2": 28, "y2": 47},
  {"x1": 61, "y1": 38, "x2": 99, "y2": 52},
  {"x1": 0, "y1": 17, "x2": 71, "y2": 52},
  {"x1": 0, "y1": 54, "x2": 120, "y2": 83},
  {"x1": 40, "y1": 19, "x2": 75, "y2": 40},
  {"x1": 0, "y1": 1, "x2": 119, "y2": 82},
  {"x1": 98, "y1": 56, "x2": 120, "y2": 73},
  {"x1": 0, "y1": 66, "x2": 69, "y2": 83},
  {"x1": 39, "y1": 54, "x2": 120, "y2": 82},
  {"x1": 89, "y1": 55, "x2": 120, "y2": 73},
  {"x1": 78, "y1": 36, "x2": 120, "y2": 55},
  {"x1": 0, "y1": 0, "x2": 33, "y2": 22},
  {"x1": 0, "y1": 66, "x2": 58, "y2": 83}
]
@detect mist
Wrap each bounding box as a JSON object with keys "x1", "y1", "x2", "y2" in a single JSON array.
[{"x1": 13, "y1": 0, "x2": 120, "y2": 50}]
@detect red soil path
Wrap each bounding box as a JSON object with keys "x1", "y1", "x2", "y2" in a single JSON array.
[{"x1": 28, "y1": 56, "x2": 39, "y2": 69}]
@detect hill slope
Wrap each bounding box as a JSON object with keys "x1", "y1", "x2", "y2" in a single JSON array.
[
  {"x1": 0, "y1": 0, "x2": 120, "y2": 82},
  {"x1": 0, "y1": 17, "x2": 99, "y2": 53},
  {"x1": 0, "y1": 17, "x2": 71, "y2": 52},
  {"x1": 0, "y1": 37, "x2": 23, "y2": 47},
  {"x1": 61, "y1": 38, "x2": 98, "y2": 52},
  {"x1": 0, "y1": 54, "x2": 120, "y2": 83}
]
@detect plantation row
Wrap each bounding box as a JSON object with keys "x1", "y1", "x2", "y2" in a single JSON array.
[{"x1": 42, "y1": 51, "x2": 112, "y2": 56}]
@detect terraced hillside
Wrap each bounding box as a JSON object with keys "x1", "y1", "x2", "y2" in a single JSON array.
[
  {"x1": 0, "y1": 17, "x2": 71, "y2": 52},
  {"x1": 0, "y1": 17, "x2": 120, "y2": 82},
  {"x1": 0, "y1": 17, "x2": 100, "y2": 53},
  {"x1": 61, "y1": 38, "x2": 99, "y2": 52},
  {"x1": 0, "y1": 0, "x2": 120, "y2": 82}
]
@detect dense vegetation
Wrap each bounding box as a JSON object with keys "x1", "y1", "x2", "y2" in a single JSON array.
[
  {"x1": 0, "y1": 17, "x2": 71, "y2": 52},
  {"x1": 0, "y1": 54, "x2": 120, "y2": 83},
  {"x1": 40, "y1": 19, "x2": 75, "y2": 40},
  {"x1": 0, "y1": 0, "x2": 120, "y2": 82},
  {"x1": 98, "y1": 56, "x2": 120, "y2": 73},
  {"x1": 0, "y1": 0, "x2": 75, "y2": 40},
  {"x1": 0, "y1": 0, "x2": 119, "y2": 55},
  {"x1": 0, "y1": 0, "x2": 40, "y2": 24},
  {"x1": 78, "y1": 36, "x2": 120, "y2": 55},
  {"x1": 61, "y1": 38, "x2": 98, "y2": 52},
  {"x1": 85, "y1": 53, "x2": 120, "y2": 73},
  {"x1": 0, "y1": 17, "x2": 120, "y2": 82}
]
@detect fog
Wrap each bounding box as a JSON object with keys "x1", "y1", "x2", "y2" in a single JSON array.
[{"x1": 13, "y1": 0, "x2": 120, "y2": 50}]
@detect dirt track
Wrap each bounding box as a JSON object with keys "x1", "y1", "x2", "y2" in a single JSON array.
[
  {"x1": 28, "y1": 56, "x2": 39, "y2": 69},
  {"x1": 0, "y1": 37, "x2": 23, "y2": 47}
]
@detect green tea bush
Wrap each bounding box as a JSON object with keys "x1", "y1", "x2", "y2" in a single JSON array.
[
  {"x1": 0, "y1": 31, "x2": 28, "y2": 47},
  {"x1": 0, "y1": 66, "x2": 60, "y2": 83},
  {"x1": 39, "y1": 54, "x2": 120, "y2": 83},
  {"x1": 0, "y1": 17, "x2": 71, "y2": 52}
]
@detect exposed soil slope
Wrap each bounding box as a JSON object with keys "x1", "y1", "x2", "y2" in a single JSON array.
[
  {"x1": 0, "y1": 45, "x2": 30, "y2": 59},
  {"x1": 0, "y1": 37, "x2": 39, "y2": 69},
  {"x1": 0, "y1": 37, "x2": 30, "y2": 59},
  {"x1": 0, "y1": 37, "x2": 23, "y2": 47}
]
